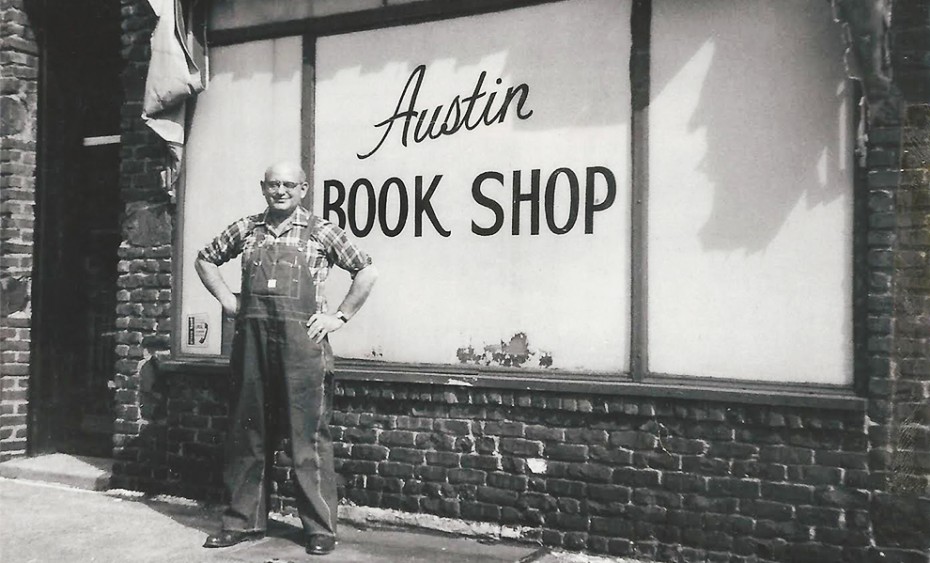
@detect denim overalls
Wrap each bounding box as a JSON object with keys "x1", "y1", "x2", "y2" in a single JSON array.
[{"x1": 221, "y1": 218, "x2": 338, "y2": 541}]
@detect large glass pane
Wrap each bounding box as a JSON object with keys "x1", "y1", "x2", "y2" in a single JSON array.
[
  {"x1": 180, "y1": 37, "x2": 302, "y2": 355},
  {"x1": 648, "y1": 0, "x2": 853, "y2": 383},
  {"x1": 314, "y1": 0, "x2": 633, "y2": 372}
]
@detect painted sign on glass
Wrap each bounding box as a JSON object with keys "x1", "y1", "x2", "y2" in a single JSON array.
[{"x1": 314, "y1": 0, "x2": 633, "y2": 371}]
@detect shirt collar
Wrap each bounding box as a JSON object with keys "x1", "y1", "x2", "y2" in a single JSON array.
[{"x1": 256, "y1": 206, "x2": 311, "y2": 229}]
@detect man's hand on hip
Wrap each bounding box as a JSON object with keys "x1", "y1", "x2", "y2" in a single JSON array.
[{"x1": 306, "y1": 313, "x2": 345, "y2": 343}]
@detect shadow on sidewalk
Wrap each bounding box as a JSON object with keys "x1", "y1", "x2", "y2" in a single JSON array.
[{"x1": 129, "y1": 493, "x2": 308, "y2": 547}]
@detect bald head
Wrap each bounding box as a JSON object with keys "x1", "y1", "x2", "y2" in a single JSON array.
[
  {"x1": 264, "y1": 161, "x2": 306, "y2": 183},
  {"x1": 261, "y1": 161, "x2": 309, "y2": 219}
]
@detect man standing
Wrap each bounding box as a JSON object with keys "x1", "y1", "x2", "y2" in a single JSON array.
[{"x1": 195, "y1": 161, "x2": 378, "y2": 556}]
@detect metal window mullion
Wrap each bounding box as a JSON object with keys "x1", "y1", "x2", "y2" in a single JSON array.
[
  {"x1": 629, "y1": 0, "x2": 651, "y2": 382},
  {"x1": 302, "y1": 36, "x2": 317, "y2": 214}
]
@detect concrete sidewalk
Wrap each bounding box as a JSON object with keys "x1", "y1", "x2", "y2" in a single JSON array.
[{"x1": 0, "y1": 477, "x2": 645, "y2": 563}]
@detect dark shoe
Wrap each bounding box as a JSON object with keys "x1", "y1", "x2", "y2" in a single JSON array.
[
  {"x1": 203, "y1": 530, "x2": 264, "y2": 548},
  {"x1": 306, "y1": 535, "x2": 336, "y2": 556}
]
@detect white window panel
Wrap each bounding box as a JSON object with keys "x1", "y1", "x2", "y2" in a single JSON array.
[{"x1": 648, "y1": 0, "x2": 854, "y2": 383}]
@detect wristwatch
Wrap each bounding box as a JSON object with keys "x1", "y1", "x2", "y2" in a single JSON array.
[{"x1": 335, "y1": 311, "x2": 349, "y2": 323}]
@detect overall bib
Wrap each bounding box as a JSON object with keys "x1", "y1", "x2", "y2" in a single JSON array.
[{"x1": 222, "y1": 222, "x2": 338, "y2": 540}]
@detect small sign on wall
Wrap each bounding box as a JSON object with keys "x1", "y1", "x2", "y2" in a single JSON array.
[{"x1": 186, "y1": 313, "x2": 210, "y2": 347}]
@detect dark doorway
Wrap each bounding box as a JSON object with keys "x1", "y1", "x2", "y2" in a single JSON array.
[{"x1": 29, "y1": 0, "x2": 123, "y2": 457}]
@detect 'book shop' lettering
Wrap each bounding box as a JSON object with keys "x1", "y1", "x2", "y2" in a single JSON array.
[
  {"x1": 322, "y1": 166, "x2": 617, "y2": 238},
  {"x1": 326, "y1": 64, "x2": 616, "y2": 237}
]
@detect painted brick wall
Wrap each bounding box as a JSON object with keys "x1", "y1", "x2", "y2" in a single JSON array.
[
  {"x1": 111, "y1": 1, "x2": 930, "y2": 562},
  {"x1": 0, "y1": 0, "x2": 38, "y2": 461}
]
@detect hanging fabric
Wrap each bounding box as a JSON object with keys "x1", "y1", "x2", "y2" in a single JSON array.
[{"x1": 142, "y1": 0, "x2": 208, "y2": 197}]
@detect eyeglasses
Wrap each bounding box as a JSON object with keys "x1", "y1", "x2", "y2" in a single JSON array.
[{"x1": 262, "y1": 180, "x2": 304, "y2": 191}]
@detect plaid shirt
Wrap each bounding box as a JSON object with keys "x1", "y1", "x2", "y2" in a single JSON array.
[{"x1": 198, "y1": 206, "x2": 372, "y2": 314}]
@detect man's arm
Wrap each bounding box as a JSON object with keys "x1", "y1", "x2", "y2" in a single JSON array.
[
  {"x1": 335, "y1": 264, "x2": 379, "y2": 319},
  {"x1": 306, "y1": 264, "x2": 379, "y2": 343},
  {"x1": 195, "y1": 257, "x2": 239, "y2": 317}
]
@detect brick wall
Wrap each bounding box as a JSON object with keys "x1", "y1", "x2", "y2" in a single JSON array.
[
  {"x1": 860, "y1": 114, "x2": 930, "y2": 561},
  {"x1": 870, "y1": 0, "x2": 930, "y2": 559},
  {"x1": 145, "y1": 375, "x2": 883, "y2": 563},
  {"x1": 888, "y1": 107, "x2": 930, "y2": 494},
  {"x1": 0, "y1": 0, "x2": 38, "y2": 460},
  {"x1": 887, "y1": 0, "x2": 930, "y2": 502},
  {"x1": 110, "y1": 0, "x2": 174, "y2": 488},
  {"x1": 329, "y1": 385, "x2": 878, "y2": 563},
  {"x1": 135, "y1": 367, "x2": 930, "y2": 562},
  {"x1": 111, "y1": 1, "x2": 930, "y2": 562}
]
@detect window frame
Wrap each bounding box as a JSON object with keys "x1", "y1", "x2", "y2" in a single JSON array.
[{"x1": 168, "y1": 0, "x2": 868, "y2": 404}]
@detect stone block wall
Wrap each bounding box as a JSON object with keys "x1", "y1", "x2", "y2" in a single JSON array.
[{"x1": 0, "y1": 0, "x2": 38, "y2": 461}]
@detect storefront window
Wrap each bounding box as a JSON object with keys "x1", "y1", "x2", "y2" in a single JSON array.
[
  {"x1": 179, "y1": 0, "x2": 853, "y2": 384},
  {"x1": 313, "y1": 0, "x2": 633, "y2": 372},
  {"x1": 648, "y1": 0, "x2": 853, "y2": 384},
  {"x1": 180, "y1": 36, "x2": 303, "y2": 355}
]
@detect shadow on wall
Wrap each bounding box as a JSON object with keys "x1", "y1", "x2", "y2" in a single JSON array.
[
  {"x1": 205, "y1": 0, "x2": 854, "y2": 256},
  {"x1": 319, "y1": 0, "x2": 629, "y2": 133},
  {"x1": 651, "y1": 0, "x2": 852, "y2": 253},
  {"x1": 215, "y1": 0, "x2": 629, "y2": 132}
]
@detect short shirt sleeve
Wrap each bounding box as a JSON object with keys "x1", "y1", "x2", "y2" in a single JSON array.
[
  {"x1": 313, "y1": 218, "x2": 373, "y2": 276},
  {"x1": 196, "y1": 216, "x2": 257, "y2": 266}
]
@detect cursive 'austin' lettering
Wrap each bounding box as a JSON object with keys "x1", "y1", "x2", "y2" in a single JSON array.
[{"x1": 357, "y1": 64, "x2": 534, "y2": 160}]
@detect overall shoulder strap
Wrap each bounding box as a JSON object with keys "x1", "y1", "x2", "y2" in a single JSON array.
[{"x1": 302, "y1": 215, "x2": 323, "y2": 243}]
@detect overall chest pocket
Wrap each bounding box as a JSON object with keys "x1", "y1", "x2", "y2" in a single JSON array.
[{"x1": 247, "y1": 242, "x2": 304, "y2": 299}]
